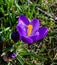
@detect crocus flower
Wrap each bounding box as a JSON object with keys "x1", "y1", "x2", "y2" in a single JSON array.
[
  {"x1": 11, "y1": 31, "x2": 19, "y2": 42},
  {"x1": 10, "y1": 52, "x2": 16, "y2": 58},
  {"x1": 16, "y1": 15, "x2": 48, "y2": 44},
  {"x1": 2, "y1": 52, "x2": 16, "y2": 62}
]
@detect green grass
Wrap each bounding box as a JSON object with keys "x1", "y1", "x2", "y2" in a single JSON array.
[{"x1": 0, "y1": 0, "x2": 57, "y2": 65}]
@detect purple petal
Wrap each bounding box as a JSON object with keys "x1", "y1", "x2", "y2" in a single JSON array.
[
  {"x1": 37, "y1": 27, "x2": 48, "y2": 40},
  {"x1": 31, "y1": 18, "x2": 40, "y2": 35},
  {"x1": 21, "y1": 36, "x2": 33, "y2": 44},
  {"x1": 18, "y1": 14, "x2": 29, "y2": 26},
  {"x1": 16, "y1": 24, "x2": 27, "y2": 36},
  {"x1": 10, "y1": 53, "x2": 16, "y2": 58},
  {"x1": 30, "y1": 31, "x2": 39, "y2": 42}
]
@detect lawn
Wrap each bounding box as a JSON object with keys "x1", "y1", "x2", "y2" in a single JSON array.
[{"x1": 0, "y1": 0, "x2": 57, "y2": 65}]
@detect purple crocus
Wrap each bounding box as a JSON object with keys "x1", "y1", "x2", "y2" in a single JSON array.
[
  {"x1": 16, "y1": 15, "x2": 48, "y2": 44},
  {"x1": 10, "y1": 52, "x2": 16, "y2": 58},
  {"x1": 11, "y1": 31, "x2": 19, "y2": 42}
]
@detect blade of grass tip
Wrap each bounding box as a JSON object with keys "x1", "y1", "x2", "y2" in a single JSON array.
[
  {"x1": 27, "y1": 0, "x2": 32, "y2": 4},
  {"x1": 8, "y1": 62, "x2": 11, "y2": 65},
  {"x1": 17, "y1": 55, "x2": 24, "y2": 65},
  {"x1": 14, "y1": 0, "x2": 21, "y2": 11},
  {"x1": 0, "y1": 27, "x2": 10, "y2": 34},
  {"x1": 4, "y1": 27, "x2": 10, "y2": 31},
  {"x1": 0, "y1": 31, "x2": 3, "y2": 34}
]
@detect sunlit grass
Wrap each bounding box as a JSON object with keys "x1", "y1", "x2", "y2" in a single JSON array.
[{"x1": 0, "y1": 0, "x2": 57, "y2": 65}]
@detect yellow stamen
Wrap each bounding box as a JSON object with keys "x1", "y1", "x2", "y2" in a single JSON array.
[{"x1": 27, "y1": 24, "x2": 33, "y2": 36}]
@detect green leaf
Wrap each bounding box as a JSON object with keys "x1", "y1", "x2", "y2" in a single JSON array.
[
  {"x1": 7, "y1": 62, "x2": 11, "y2": 65},
  {"x1": 17, "y1": 55, "x2": 24, "y2": 65}
]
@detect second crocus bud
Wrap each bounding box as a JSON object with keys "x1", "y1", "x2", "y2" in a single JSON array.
[
  {"x1": 11, "y1": 31, "x2": 19, "y2": 42},
  {"x1": 10, "y1": 52, "x2": 16, "y2": 58}
]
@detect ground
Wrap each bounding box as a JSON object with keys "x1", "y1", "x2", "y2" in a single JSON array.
[{"x1": 0, "y1": 0, "x2": 57, "y2": 65}]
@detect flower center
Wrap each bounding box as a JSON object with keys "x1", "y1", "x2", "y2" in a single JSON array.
[{"x1": 27, "y1": 24, "x2": 33, "y2": 36}]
